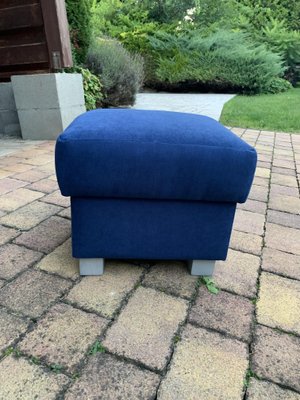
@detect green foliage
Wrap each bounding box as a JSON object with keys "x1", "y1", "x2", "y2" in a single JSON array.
[
  {"x1": 50, "y1": 364, "x2": 63, "y2": 373},
  {"x1": 201, "y1": 277, "x2": 219, "y2": 294},
  {"x1": 66, "y1": 0, "x2": 92, "y2": 64},
  {"x1": 150, "y1": 30, "x2": 286, "y2": 94},
  {"x1": 266, "y1": 77, "x2": 292, "y2": 94},
  {"x1": 89, "y1": 341, "x2": 106, "y2": 355},
  {"x1": 86, "y1": 39, "x2": 144, "y2": 106},
  {"x1": 65, "y1": 67, "x2": 103, "y2": 110}
]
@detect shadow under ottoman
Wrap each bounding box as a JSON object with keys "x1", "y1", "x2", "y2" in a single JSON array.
[{"x1": 55, "y1": 109, "x2": 257, "y2": 276}]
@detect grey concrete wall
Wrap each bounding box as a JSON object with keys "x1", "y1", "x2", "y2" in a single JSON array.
[
  {"x1": 0, "y1": 83, "x2": 21, "y2": 137},
  {"x1": 11, "y1": 73, "x2": 86, "y2": 140}
]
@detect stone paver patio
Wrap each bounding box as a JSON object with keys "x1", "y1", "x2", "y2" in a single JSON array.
[{"x1": 0, "y1": 127, "x2": 300, "y2": 399}]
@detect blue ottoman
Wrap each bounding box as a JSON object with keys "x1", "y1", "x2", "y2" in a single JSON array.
[{"x1": 55, "y1": 109, "x2": 257, "y2": 276}]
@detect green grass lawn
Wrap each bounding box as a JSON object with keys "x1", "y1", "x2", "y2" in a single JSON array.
[{"x1": 220, "y1": 88, "x2": 300, "y2": 133}]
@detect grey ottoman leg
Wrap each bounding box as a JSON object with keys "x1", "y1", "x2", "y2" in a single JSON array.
[
  {"x1": 79, "y1": 258, "x2": 104, "y2": 276},
  {"x1": 188, "y1": 260, "x2": 215, "y2": 276}
]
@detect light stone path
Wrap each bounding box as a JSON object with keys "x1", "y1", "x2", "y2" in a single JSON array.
[
  {"x1": 133, "y1": 92, "x2": 235, "y2": 120},
  {"x1": 0, "y1": 127, "x2": 300, "y2": 399}
]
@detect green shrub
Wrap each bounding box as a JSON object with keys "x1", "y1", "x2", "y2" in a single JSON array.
[
  {"x1": 266, "y1": 77, "x2": 292, "y2": 94},
  {"x1": 65, "y1": 67, "x2": 103, "y2": 110},
  {"x1": 150, "y1": 30, "x2": 286, "y2": 93},
  {"x1": 86, "y1": 39, "x2": 144, "y2": 106},
  {"x1": 66, "y1": 0, "x2": 92, "y2": 64}
]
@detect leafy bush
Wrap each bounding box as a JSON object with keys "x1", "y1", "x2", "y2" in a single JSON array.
[
  {"x1": 86, "y1": 39, "x2": 144, "y2": 106},
  {"x1": 65, "y1": 0, "x2": 92, "y2": 64},
  {"x1": 266, "y1": 77, "x2": 292, "y2": 94},
  {"x1": 150, "y1": 30, "x2": 286, "y2": 93},
  {"x1": 65, "y1": 67, "x2": 103, "y2": 110}
]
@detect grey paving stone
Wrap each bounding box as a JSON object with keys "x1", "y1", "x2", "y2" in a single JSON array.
[
  {"x1": 0, "y1": 225, "x2": 19, "y2": 245},
  {"x1": 0, "y1": 309, "x2": 30, "y2": 352},
  {"x1": 233, "y1": 210, "x2": 265, "y2": 236},
  {"x1": 0, "y1": 269, "x2": 71, "y2": 318},
  {"x1": 267, "y1": 209, "x2": 300, "y2": 229},
  {"x1": 265, "y1": 223, "x2": 300, "y2": 255},
  {"x1": 262, "y1": 247, "x2": 300, "y2": 281},
  {"x1": 247, "y1": 379, "x2": 300, "y2": 400},
  {"x1": 229, "y1": 230, "x2": 263, "y2": 256},
  {"x1": 65, "y1": 353, "x2": 160, "y2": 400}
]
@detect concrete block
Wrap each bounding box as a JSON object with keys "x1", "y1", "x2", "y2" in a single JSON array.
[
  {"x1": 17, "y1": 109, "x2": 63, "y2": 140},
  {"x1": 56, "y1": 73, "x2": 85, "y2": 108},
  {"x1": 61, "y1": 105, "x2": 85, "y2": 129},
  {"x1": 0, "y1": 83, "x2": 21, "y2": 137},
  {"x1": 0, "y1": 83, "x2": 16, "y2": 110}
]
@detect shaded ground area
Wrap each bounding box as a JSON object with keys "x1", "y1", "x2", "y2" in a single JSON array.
[
  {"x1": 134, "y1": 92, "x2": 235, "y2": 120},
  {"x1": 0, "y1": 128, "x2": 300, "y2": 399}
]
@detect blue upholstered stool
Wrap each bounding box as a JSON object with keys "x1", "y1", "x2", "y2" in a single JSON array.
[{"x1": 55, "y1": 109, "x2": 257, "y2": 276}]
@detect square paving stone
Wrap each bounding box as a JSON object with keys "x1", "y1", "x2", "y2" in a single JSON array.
[
  {"x1": 269, "y1": 184, "x2": 299, "y2": 197},
  {"x1": 247, "y1": 379, "x2": 300, "y2": 400},
  {"x1": 269, "y1": 195, "x2": 300, "y2": 215},
  {"x1": 40, "y1": 190, "x2": 70, "y2": 207},
  {"x1": 214, "y1": 249, "x2": 260, "y2": 298},
  {"x1": 0, "y1": 188, "x2": 44, "y2": 212},
  {"x1": 267, "y1": 210, "x2": 300, "y2": 229},
  {"x1": 233, "y1": 210, "x2": 265, "y2": 236},
  {"x1": 252, "y1": 325, "x2": 300, "y2": 392},
  {"x1": 0, "y1": 225, "x2": 19, "y2": 245},
  {"x1": 103, "y1": 286, "x2": 188, "y2": 371},
  {"x1": 189, "y1": 287, "x2": 254, "y2": 342},
  {"x1": 0, "y1": 356, "x2": 69, "y2": 400},
  {"x1": 143, "y1": 261, "x2": 197, "y2": 299},
  {"x1": 0, "y1": 177, "x2": 27, "y2": 195},
  {"x1": 3, "y1": 163, "x2": 33, "y2": 173},
  {"x1": 265, "y1": 223, "x2": 300, "y2": 255},
  {"x1": 0, "y1": 269, "x2": 72, "y2": 318},
  {"x1": 12, "y1": 169, "x2": 49, "y2": 183},
  {"x1": 237, "y1": 200, "x2": 266, "y2": 215},
  {"x1": 157, "y1": 324, "x2": 248, "y2": 400},
  {"x1": 0, "y1": 170, "x2": 13, "y2": 179},
  {"x1": 271, "y1": 173, "x2": 298, "y2": 187},
  {"x1": 229, "y1": 230, "x2": 263, "y2": 256},
  {"x1": 255, "y1": 167, "x2": 270, "y2": 179},
  {"x1": 257, "y1": 272, "x2": 300, "y2": 335},
  {"x1": 0, "y1": 201, "x2": 61, "y2": 230},
  {"x1": 66, "y1": 262, "x2": 143, "y2": 317},
  {"x1": 36, "y1": 239, "x2": 78, "y2": 280},
  {"x1": 15, "y1": 216, "x2": 71, "y2": 253},
  {"x1": 19, "y1": 303, "x2": 107, "y2": 373},
  {"x1": 262, "y1": 248, "x2": 300, "y2": 281},
  {"x1": 0, "y1": 243, "x2": 43, "y2": 279},
  {"x1": 0, "y1": 309, "x2": 30, "y2": 352},
  {"x1": 248, "y1": 185, "x2": 268, "y2": 202},
  {"x1": 29, "y1": 178, "x2": 58, "y2": 194},
  {"x1": 65, "y1": 353, "x2": 160, "y2": 400},
  {"x1": 252, "y1": 176, "x2": 269, "y2": 187}
]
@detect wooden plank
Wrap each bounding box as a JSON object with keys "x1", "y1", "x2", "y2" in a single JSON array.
[
  {"x1": 0, "y1": 0, "x2": 38, "y2": 9},
  {"x1": 0, "y1": 65, "x2": 50, "y2": 82},
  {"x1": 0, "y1": 43, "x2": 48, "y2": 66},
  {"x1": 0, "y1": 4, "x2": 43, "y2": 32},
  {"x1": 40, "y1": 0, "x2": 72, "y2": 69},
  {"x1": 0, "y1": 28, "x2": 45, "y2": 47}
]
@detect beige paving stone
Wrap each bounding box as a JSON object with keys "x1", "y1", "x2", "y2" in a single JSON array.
[
  {"x1": 272, "y1": 166, "x2": 296, "y2": 176},
  {"x1": 230, "y1": 230, "x2": 263, "y2": 256},
  {"x1": 252, "y1": 325, "x2": 300, "y2": 392},
  {"x1": 143, "y1": 261, "x2": 197, "y2": 298},
  {"x1": 36, "y1": 239, "x2": 78, "y2": 280},
  {"x1": 247, "y1": 379, "x2": 300, "y2": 400},
  {"x1": 158, "y1": 324, "x2": 248, "y2": 400},
  {"x1": 0, "y1": 356, "x2": 69, "y2": 399},
  {"x1": 38, "y1": 161, "x2": 56, "y2": 174},
  {"x1": 22, "y1": 155, "x2": 53, "y2": 166},
  {"x1": 0, "y1": 177, "x2": 27, "y2": 195},
  {"x1": 262, "y1": 247, "x2": 300, "y2": 280},
  {"x1": 269, "y1": 194, "x2": 300, "y2": 214},
  {"x1": 0, "y1": 188, "x2": 44, "y2": 212},
  {"x1": 12, "y1": 169, "x2": 49, "y2": 183},
  {"x1": 29, "y1": 178, "x2": 58, "y2": 193},
  {"x1": 67, "y1": 262, "x2": 143, "y2": 317},
  {"x1": 0, "y1": 309, "x2": 30, "y2": 352},
  {"x1": 58, "y1": 207, "x2": 71, "y2": 219},
  {"x1": 40, "y1": 190, "x2": 70, "y2": 207},
  {"x1": 248, "y1": 185, "x2": 268, "y2": 203},
  {"x1": 3, "y1": 163, "x2": 33, "y2": 173},
  {"x1": 190, "y1": 287, "x2": 254, "y2": 341},
  {"x1": 271, "y1": 173, "x2": 298, "y2": 187},
  {"x1": 15, "y1": 216, "x2": 70, "y2": 253},
  {"x1": 0, "y1": 225, "x2": 19, "y2": 245},
  {"x1": 270, "y1": 183, "x2": 299, "y2": 197},
  {"x1": 265, "y1": 223, "x2": 300, "y2": 255},
  {"x1": 19, "y1": 303, "x2": 107, "y2": 373},
  {"x1": 0, "y1": 201, "x2": 61, "y2": 230},
  {"x1": 0, "y1": 280, "x2": 4, "y2": 288},
  {"x1": 104, "y1": 287, "x2": 188, "y2": 370},
  {"x1": 273, "y1": 158, "x2": 295, "y2": 169},
  {"x1": 267, "y1": 209, "x2": 300, "y2": 229},
  {"x1": 0, "y1": 169, "x2": 13, "y2": 179},
  {"x1": 0, "y1": 269, "x2": 71, "y2": 318},
  {"x1": 214, "y1": 249, "x2": 260, "y2": 298},
  {"x1": 233, "y1": 210, "x2": 265, "y2": 235},
  {"x1": 252, "y1": 176, "x2": 269, "y2": 187},
  {"x1": 255, "y1": 167, "x2": 270, "y2": 179},
  {"x1": 65, "y1": 353, "x2": 160, "y2": 400},
  {"x1": 0, "y1": 243, "x2": 43, "y2": 279},
  {"x1": 257, "y1": 272, "x2": 300, "y2": 335},
  {"x1": 0, "y1": 156, "x2": 22, "y2": 167},
  {"x1": 237, "y1": 199, "x2": 266, "y2": 215}
]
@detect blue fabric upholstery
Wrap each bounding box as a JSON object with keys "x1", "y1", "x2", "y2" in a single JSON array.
[
  {"x1": 56, "y1": 109, "x2": 257, "y2": 203},
  {"x1": 71, "y1": 197, "x2": 236, "y2": 260}
]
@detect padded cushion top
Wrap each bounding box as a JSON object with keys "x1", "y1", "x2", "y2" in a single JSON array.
[{"x1": 55, "y1": 109, "x2": 257, "y2": 203}]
